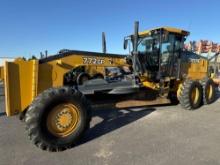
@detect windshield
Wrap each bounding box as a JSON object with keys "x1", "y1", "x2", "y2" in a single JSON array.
[
  {"x1": 137, "y1": 36, "x2": 160, "y2": 71},
  {"x1": 138, "y1": 36, "x2": 159, "y2": 53}
]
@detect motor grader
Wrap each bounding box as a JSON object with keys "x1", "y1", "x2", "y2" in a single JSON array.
[{"x1": 0, "y1": 22, "x2": 217, "y2": 151}]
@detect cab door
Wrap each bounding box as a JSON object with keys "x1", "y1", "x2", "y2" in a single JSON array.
[{"x1": 160, "y1": 34, "x2": 182, "y2": 78}]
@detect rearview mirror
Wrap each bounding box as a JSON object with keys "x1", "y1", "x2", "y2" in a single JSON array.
[{"x1": 123, "y1": 38, "x2": 128, "y2": 50}]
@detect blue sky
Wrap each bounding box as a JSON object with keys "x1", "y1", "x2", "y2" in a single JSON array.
[{"x1": 0, "y1": 0, "x2": 220, "y2": 58}]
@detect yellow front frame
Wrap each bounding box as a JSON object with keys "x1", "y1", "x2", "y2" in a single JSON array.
[{"x1": 4, "y1": 53, "x2": 127, "y2": 116}]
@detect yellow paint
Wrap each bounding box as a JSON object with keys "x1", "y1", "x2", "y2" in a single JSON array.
[
  {"x1": 206, "y1": 83, "x2": 213, "y2": 100},
  {"x1": 4, "y1": 59, "x2": 38, "y2": 116},
  {"x1": 139, "y1": 27, "x2": 190, "y2": 37},
  {"x1": 210, "y1": 73, "x2": 215, "y2": 78},
  {"x1": 0, "y1": 66, "x2": 4, "y2": 81},
  {"x1": 142, "y1": 80, "x2": 159, "y2": 90},
  {"x1": 181, "y1": 59, "x2": 208, "y2": 80},
  {"x1": 46, "y1": 103, "x2": 80, "y2": 137},
  {"x1": 177, "y1": 83, "x2": 183, "y2": 99},
  {"x1": 213, "y1": 78, "x2": 220, "y2": 85},
  {"x1": 32, "y1": 60, "x2": 38, "y2": 100}
]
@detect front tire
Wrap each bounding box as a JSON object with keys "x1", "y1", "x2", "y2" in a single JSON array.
[
  {"x1": 25, "y1": 87, "x2": 91, "y2": 151},
  {"x1": 179, "y1": 80, "x2": 203, "y2": 110}
]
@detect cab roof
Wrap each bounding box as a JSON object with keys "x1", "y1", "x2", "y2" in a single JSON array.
[{"x1": 139, "y1": 27, "x2": 190, "y2": 37}]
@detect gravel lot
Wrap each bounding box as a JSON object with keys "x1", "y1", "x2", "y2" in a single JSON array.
[{"x1": 0, "y1": 85, "x2": 220, "y2": 165}]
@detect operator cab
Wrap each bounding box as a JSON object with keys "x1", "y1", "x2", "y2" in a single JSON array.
[{"x1": 125, "y1": 27, "x2": 189, "y2": 82}]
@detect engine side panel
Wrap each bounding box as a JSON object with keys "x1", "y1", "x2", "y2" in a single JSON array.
[{"x1": 181, "y1": 57, "x2": 208, "y2": 80}]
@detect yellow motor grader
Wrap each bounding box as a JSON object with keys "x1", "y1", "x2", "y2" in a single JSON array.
[{"x1": 0, "y1": 22, "x2": 218, "y2": 151}]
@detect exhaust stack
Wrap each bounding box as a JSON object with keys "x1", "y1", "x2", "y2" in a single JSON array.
[{"x1": 102, "y1": 32, "x2": 107, "y2": 53}]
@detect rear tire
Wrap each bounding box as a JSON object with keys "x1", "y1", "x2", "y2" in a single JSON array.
[
  {"x1": 201, "y1": 78, "x2": 216, "y2": 104},
  {"x1": 25, "y1": 87, "x2": 91, "y2": 151},
  {"x1": 179, "y1": 80, "x2": 203, "y2": 110}
]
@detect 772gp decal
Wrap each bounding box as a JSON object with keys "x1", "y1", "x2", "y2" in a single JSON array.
[{"x1": 82, "y1": 57, "x2": 105, "y2": 65}]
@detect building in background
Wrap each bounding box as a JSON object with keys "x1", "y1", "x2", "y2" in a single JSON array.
[{"x1": 184, "y1": 40, "x2": 220, "y2": 73}]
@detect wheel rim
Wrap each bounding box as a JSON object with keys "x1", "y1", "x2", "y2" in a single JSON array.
[
  {"x1": 47, "y1": 103, "x2": 80, "y2": 138},
  {"x1": 206, "y1": 84, "x2": 213, "y2": 100},
  {"x1": 177, "y1": 84, "x2": 183, "y2": 99},
  {"x1": 191, "y1": 87, "x2": 199, "y2": 105}
]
